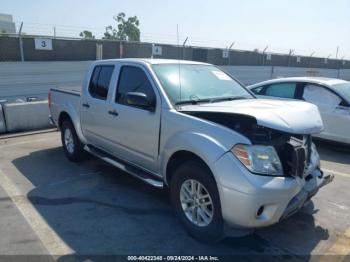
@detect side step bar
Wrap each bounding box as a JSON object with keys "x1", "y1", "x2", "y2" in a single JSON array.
[{"x1": 84, "y1": 145, "x2": 163, "y2": 188}]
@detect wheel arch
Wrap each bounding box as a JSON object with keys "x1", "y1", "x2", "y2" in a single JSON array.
[
  {"x1": 161, "y1": 132, "x2": 228, "y2": 186},
  {"x1": 58, "y1": 111, "x2": 72, "y2": 129},
  {"x1": 165, "y1": 150, "x2": 215, "y2": 185},
  {"x1": 58, "y1": 111, "x2": 86, "y2": 144}
]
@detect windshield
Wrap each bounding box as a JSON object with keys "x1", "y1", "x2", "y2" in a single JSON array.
[
  {"x1": 332, "y1": 83, "x2": 350, "y2": 103},
  {"x1": 152, "y1": 64, "x2": 253, "y2": 104}
]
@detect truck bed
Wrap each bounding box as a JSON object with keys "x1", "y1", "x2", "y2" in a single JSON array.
[{"x1": 49, "y1": 87, "x2": 81, "y2": 127}]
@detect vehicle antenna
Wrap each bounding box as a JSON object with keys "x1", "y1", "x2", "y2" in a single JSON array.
[{"x1": 177, "y1": 24, "x2": 182, "y2": 108}]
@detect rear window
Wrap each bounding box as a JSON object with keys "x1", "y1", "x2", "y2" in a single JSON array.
[
  {"x1": 88, "y1": 65, "x2": 114, "y2": 100},
  {"x1": 332, "y1": 83, "x2": 350, "y2": 103}
]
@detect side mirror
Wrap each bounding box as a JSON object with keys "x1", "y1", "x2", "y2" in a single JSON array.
[{"x1": 125, "y1": 92, "x2": 155, "y2": 111}]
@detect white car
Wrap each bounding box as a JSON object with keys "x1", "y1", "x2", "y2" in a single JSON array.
[{"x1": 249, "y1": 77, "x2": 350, "y2": 145}]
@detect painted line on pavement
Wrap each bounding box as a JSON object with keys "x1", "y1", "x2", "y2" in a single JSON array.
[
  {"x1": 321, "y1": 227, "x2": 350, "y2": 260},
  {"x1": 0, "y1": 167, "x2": 73, "y2": 256},
  {"x1": 322, "y1": 168, "x2": 350, "y2": 179}
]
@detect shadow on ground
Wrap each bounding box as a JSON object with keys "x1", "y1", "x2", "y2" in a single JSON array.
[
  {"x1": 12, "y1": 146, "x2": 329, "y2": 257},
  {"x1": 315, "y1": 139, "x2": 350, "y2": 165}
]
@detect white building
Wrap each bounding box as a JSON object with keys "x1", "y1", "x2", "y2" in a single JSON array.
[{"x1": 0, "y1": 13, "x2": 16, "y2": 34}]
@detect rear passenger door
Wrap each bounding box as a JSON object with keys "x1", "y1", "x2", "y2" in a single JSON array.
[{"x1": 81, "y1": 65, "x2": 115, "y2": 148}]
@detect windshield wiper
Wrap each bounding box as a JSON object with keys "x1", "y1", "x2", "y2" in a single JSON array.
[
  {"x1": 175, "y1": 98, "x2": 212, "y2": 106},
  {"x1": 209, "y1": 96, "x2": 249, "y2": 103}
]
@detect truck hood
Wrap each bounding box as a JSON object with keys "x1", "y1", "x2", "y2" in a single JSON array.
[{"x1": 179, "y1": 99, "x2": 324, "y2": 134}]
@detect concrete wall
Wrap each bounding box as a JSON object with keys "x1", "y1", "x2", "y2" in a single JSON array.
[
  {"x1": 2, "y1": 100, "x2": 51, "y2": 132},
  {"x1": 0, "y1": 61, "x2": 92, "y2": 101},
  {"x1": 220, "y1": 66, "x2": 273, "y2": 85},
  {"x1": 0, "y1": 104, "x2": 6, "y2": 133},
  {"x1": 220, "y1": 65, "x2": 350, "y2": 85},
  {"x1": 1, "y1": 36, "x2": 349, "y2": 69}
]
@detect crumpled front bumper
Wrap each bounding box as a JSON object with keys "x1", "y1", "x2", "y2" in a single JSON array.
[
  {"x1": 213, "y1": 152, "x2": 334, "y2": 229},
  {"x1": 279, "y1": 169, "x2": 334, "y2": 221}
]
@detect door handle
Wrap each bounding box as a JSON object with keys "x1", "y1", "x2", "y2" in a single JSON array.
[
  {"x1": 82, "y1": 103, "x2": 90, "y2": 108},
  {"x1": 108, "y1": 110, "x2": 119, "y2": 116}
]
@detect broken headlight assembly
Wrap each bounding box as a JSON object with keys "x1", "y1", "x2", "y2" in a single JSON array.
[{"x1": 232, "y1": 144, "x2": 283, "y2": 176}]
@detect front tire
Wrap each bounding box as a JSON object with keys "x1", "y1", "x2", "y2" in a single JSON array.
[
  {"x1": 61, "y1": 120, "x2": 85, "y2": 162},
  {"x1": 170, "y1": 160, "x2": 224, "y2": 242}
]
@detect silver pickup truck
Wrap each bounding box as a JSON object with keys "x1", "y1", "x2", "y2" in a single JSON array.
[{"x1": 49, "y1": 59, "x2": 333, "y2": 241}]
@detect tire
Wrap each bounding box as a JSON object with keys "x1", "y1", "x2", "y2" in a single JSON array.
[
  {"x1": 170, "y1": 160, "x2": 224, "y2": 242},
  {"x1": 61, "y1": 120, "x2": 85, "y2": 162}
]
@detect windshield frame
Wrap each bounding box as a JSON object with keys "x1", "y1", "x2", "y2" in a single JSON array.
[{"x1": 150, "y1": 63, "x2": 256, "y2": 107}]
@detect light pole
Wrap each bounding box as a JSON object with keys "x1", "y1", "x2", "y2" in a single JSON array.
[
  {"x1": 336, "y1": 46, "x2": 339, "y2": 59},
  {"x1": 287, "y1": 49, "x2": 294, "y2": 67},
  {"x1": 227, "y1": 42, "x2": 235, "y2": 65}
]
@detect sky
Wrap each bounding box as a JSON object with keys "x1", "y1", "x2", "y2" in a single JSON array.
[{"x1": 2, "y1": 0, "x2": 350, "y2": 58}]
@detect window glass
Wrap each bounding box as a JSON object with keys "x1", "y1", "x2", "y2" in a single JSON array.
[
  {"x1": 88, "y1": 65, "x2": 114, "y2": 100},
  {"x1": 251, "y1": 86, "x2": 264, "y2": 94},
  {"x1": 152, "y1": 64, "x2": 252, "y2": 104},
  {"x1": 332, "y1": 83, "x2": 350, "y2": 103},
  {"x1": 265, "y1": 83, "x2": 297, "y2": 98},
  {"x1": 95, "y1": 66, "x2": 114, "y2": 99},
  {"x1": 303, "y1": 84, "x2": 342, "y2": 111},
  {"x1": 88, "y1": 66, "x2": 101, "y2": 96},
  {"x1": 116, "y1": 66, "x2": 156, "y2": 106}
]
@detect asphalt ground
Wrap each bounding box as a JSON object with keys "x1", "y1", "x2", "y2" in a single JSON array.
[{"x1": 0, "y1": 131, "x2": 349, "y2": 261}]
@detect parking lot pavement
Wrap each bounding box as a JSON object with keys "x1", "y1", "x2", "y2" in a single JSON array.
[{"x1": 0, "y1": 131, "x2": 349, "y2": 258}]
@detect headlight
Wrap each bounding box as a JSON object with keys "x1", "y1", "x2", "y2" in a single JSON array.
[{"x1": 232, "y1": 144, "x2": 283, "y2": 176}]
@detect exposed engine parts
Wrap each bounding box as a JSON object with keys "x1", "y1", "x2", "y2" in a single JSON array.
[{"x1": 184, "y1": 111, "x2": 312, "y2": 177}]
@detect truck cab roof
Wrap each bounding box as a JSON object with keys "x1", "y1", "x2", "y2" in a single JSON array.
[{"x1": 92, "y1": 58, "x2": 210, "y2": 66}]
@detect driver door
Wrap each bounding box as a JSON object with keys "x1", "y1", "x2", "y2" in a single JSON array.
[{"x1": 102, "y1": 64, "x2": 161, "y2": 173}]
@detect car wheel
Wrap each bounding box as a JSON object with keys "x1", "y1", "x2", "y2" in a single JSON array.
[
  {"x1": 170, "y1": 160, "x2": 224, "y2": 242},
  {"x1": 61, "y1": 120, "x2": 85, "y2": 162}
]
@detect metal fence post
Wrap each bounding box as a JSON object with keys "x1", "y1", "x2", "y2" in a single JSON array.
[
  {"x1": 18, "y1": 22, "x2": 24, "y2": 62},
  {"x1": 270, "y1": 66, "x2": 274, "y2": 78}
]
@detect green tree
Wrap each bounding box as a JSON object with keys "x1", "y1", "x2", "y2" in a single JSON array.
[
  {"x1": 79, "y1": 30, "x2": 95, "y2": 39},
  {"x1": 0, "y1": 30, "x2": 8, "y2": 37},
  {"x1": 103, "y1": 12, "x2": 140, "y2": 41}
]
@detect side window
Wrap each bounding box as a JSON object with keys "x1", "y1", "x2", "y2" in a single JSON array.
[
  {"x1": 116, "y1": 66, "x2": 156, "y2": 108},
  {"x1": 302, "y1": 84, "x2": 342, "y2": 110},
  {"x1": 264, "y1": 83, "x2": 297, "y2": 99},
  {"x1": 88, "y1": 65, "x2": 114, "y2": 100},
  {"x1": 251, "y1": 86, "x2": 264, "y2": 94},
  {"x1": 88, "y1": 66, "x2": 101, "y2": 96}
]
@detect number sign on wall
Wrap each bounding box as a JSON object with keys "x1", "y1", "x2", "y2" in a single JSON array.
[{"x1": 34, "y1": 38, "x2": 53, "y2": 50}]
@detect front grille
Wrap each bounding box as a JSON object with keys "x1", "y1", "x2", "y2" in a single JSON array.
[{"x1": 277, "y1": 136, "x2": 309, "y2": 178}]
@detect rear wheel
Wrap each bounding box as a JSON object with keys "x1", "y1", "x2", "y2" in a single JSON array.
[
  {"x1": 61, "y1": 120, "x2": 85, "y2": 162},
  {"x1": 170, "y1": 160, "x2": 224, "y2": 242}
]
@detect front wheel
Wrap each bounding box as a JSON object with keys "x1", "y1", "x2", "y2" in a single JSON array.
[
  {"x1": 170, "y1": 160, "x2": 224, "y2": 242},
  {"x1": 61, "y1": 120, "x2": 85, "y2": 162}
]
